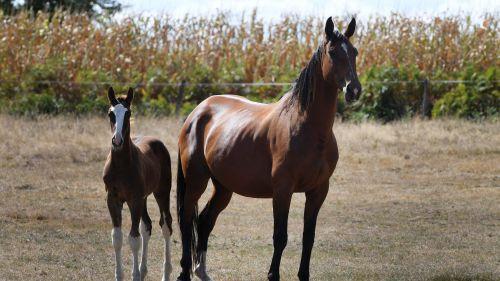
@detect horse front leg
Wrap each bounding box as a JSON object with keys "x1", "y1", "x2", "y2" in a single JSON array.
[
  {"x1": 268, "y1": 182, "x2": 293, "y2": 281},
  {"x1": 128, "y1": 198, "x2": 144, "y2": 281},
  {"x1": 298, "y1": 182, "x2": 329, "y2": 281},
  {"x1": 107, "y1": 192, "x2": 124, "y2": 281}
]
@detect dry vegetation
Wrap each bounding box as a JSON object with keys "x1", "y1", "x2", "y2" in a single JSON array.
[
  {"x1": 0, "y1": 115, "x2": 499, "y2": 280},
  {"x1": 0, "y1": 11, "x2": 497, "y2": 84}
]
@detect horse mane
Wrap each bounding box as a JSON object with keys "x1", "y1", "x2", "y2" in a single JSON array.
[{"x1": 287, "y1": 44, "x2": 323, "y2": 112}]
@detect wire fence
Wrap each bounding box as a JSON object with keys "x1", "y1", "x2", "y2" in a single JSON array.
[{"x1": 1, "y1": 79, "x2": 497, "y2": 117}]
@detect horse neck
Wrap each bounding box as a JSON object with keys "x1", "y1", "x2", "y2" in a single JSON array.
[
  {"x1": 288, "y1": 68, "x2": 339, "y2": 134},
  {"x1": 110, "y1": 135, "x2": 134, "y2": 167},
  {"x1": 307, "y1": 74, "x2": 339, "y2": 130}
]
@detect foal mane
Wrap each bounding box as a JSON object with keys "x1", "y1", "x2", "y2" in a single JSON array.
[{"x1": 287, "y1": 44, "x2": 324, "y2": 112}]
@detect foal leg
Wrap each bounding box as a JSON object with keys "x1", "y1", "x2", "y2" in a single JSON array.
[
  {"x1": 107, "y1": 193, "x2": 124, "y2": 281},
  {"x1": 268, "y1": 183, "x2": 293, "y2": 281},
  {"x1": 154, "y1": 189, "x2": 173, "y2": 281},
  {"x1": 128, "y1": 199, "x2": 144, "y2": 281},
  {"x1": 195, "y1": 179, "x2": 233, "y2": 281},
  {"x1": 139, "y1": 199, "x2": 152, "y2": 280},
  {"x1": 298, "y1": 183, "x2": 329, "y2": 281}
]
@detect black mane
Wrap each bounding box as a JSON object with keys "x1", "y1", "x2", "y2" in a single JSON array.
[{"x1": 288, "y1": 45, "x2": 323, "y2": 112}]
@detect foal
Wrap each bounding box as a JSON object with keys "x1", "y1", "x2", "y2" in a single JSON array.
[{"x1": 103, "y1": 87, "x2": 173, "y2": 281}]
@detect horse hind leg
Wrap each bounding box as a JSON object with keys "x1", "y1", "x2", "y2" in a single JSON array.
[
  {"x1": 176, "y1": 155, "x2": 211, "y2": 281},
  {"x1": 139, "y1": 199, "x2": 152, "y2": 281},
  {"x1": 195, "y1": 178, "x2": 233, "y2": 281},
  {"x1": 154, "y1": 186, "x2": 173, "y2": 281}
]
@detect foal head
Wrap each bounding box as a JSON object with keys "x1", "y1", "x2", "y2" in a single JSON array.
[
  {"x1": 107, "y1": 87, "x2": 133, "y2": 150},
  {"x1": 322, "y1": 17, "x2": 362, "y2": 103}
]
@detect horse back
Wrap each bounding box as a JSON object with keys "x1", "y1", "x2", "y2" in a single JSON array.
[
  {"x1": 178, "y1": 95, "x2": 280, "y2": 197},
  {"x1": 135, "y1": 136, "x2": 172, "y2": 186}
]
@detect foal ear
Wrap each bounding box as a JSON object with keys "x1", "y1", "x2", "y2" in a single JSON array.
[
  {"x1": 108, "y1": 87, "x2": 118, "y2": 106},
  {"x1": 344, "y1": 17, "x2": 356, "y2": 38},
  {"x1": 126, "y1": 87, "x2": 134, "y2": 105},
  {"x1": 325, "y1": 17, "x2": 334, "y2": 41}
]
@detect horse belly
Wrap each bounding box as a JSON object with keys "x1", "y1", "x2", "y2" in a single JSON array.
[{"x1": 206, "y1": 140, "x2": 273, "y2": 198}]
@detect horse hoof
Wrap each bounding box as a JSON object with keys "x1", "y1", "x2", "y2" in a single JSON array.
[
  {"x1": 267, "y1": 272, "x2": 279, "y2": 281},
  {"x1": 298, "y1": 271, "x2": 309, "y2": 281},
  {"x1": 195, "y1": 266, "x2": 213, "y2": 281},
  {"x1": 115, "y1": 271, "x2": 124, "y2": 281},
  {"x1": 132, "y1": 272, "x2": 141, "y2": 281},
  {"x1": 176, "y1": 274, "x2": 190, "y2": 281},
  {"x1": 140, "y1": 267, "x2": 147, "y2": 281}
]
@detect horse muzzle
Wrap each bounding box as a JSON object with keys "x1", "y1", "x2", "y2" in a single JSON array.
[
  {"x1": 112, "y1": 135, "x2": 123, "y2": 149},
  {"x1": 345, "y1": 82, "x2": 361, "y2": 104}
]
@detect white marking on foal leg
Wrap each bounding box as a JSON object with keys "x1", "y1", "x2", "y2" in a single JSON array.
[
  {"x1": 195, "y1": 251, "x2": 212, "y2": 281},
  {"x1": 161, "y1": 220, "x2": 172, "y2": 281},
  {"x1": 139, "y1": 221, "x2": 150, "y2": 280},
  {"x1": 111, "y1": 227, "x2": 124, "y2": 281},
  {"x1": 129, "y1": 234, "x2": 141, "y2": 281}
]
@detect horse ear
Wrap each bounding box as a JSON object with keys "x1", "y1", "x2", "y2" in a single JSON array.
[
  {"x1": 344, "y1": 17, "x2": 356, "y2": 38},
  {"x1": 126, "y1": 87, "x2": 134, "y2": 105},
  {"x1": 108, "y1": 87, "x2": 118, "y2": 106},
  {"x1": 325, "y1": 17, "x2": 334, "y2": 41}
]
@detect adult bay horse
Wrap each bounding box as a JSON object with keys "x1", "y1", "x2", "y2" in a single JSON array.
[
  {"x1": 176, "y1": 17, "x2": 362, "y2": 281},
  {"x1": 103, "y1": 87, "x2": 173, "y2": 281}
]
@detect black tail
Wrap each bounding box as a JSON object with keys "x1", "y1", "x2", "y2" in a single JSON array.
[{"x1": 176, "y1": 151, "x2": 199, "y2": 273}]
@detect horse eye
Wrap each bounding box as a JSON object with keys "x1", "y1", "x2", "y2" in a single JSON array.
[
  {"x1": 354, "y1": 48, "x2": 358, "y2": 56},
  {"x1": 108, "y1": 112, "x2": 116, "y2": 123}
]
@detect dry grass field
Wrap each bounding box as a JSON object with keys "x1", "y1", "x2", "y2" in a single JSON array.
[{"x1": 0, "y1": 115, "x2": 498, "y2": 281}]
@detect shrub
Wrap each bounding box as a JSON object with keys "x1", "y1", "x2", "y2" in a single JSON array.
[
  {"x1": 432, "y1": 67, "x2": 499, "y2": 119},
  {"x1": 138, "y1": 96, "x2": 174, "y2": 116},
  {"x1": 9, "y1": 93, "x2": 67, "y2": 116},
  {"x1": 345, "y1": 65, "x2": 424, "y2": 122}
]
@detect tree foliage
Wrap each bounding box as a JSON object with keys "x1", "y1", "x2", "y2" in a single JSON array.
[{"x1": 1, "y1": 0, "x2": 121, "y2": 16}]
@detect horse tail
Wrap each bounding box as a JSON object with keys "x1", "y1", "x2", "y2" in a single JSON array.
[{"x1": 176, "y1": 151, "x2": 199, "y2": 272}]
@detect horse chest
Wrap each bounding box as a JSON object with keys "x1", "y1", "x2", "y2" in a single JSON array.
[
  {"x1": 287, "y1": 136, "x2": 338, "y2": 189},
  {"x1": 104, "y1": 169, "x2": 144, "y2": 200}
]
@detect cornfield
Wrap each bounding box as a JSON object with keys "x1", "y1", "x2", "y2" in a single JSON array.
[
  {"x1": 0, "y1": 10, "x2": 498, "y2": 118},
  {"x1": 1, "y1": 10, "x2": 498, "y2": 81}
]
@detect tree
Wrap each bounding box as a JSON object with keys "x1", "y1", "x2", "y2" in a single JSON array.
[
  {"x1": 1, "y1": 0, "x2": 122, "y2": 16},
  {"x1": 1, "y1": 0, "x2": 14, "y2": 15}
]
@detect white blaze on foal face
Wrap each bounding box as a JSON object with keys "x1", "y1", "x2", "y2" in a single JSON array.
[{"x1": 110, "y1": 104, "x2": 128, "y2": 147}]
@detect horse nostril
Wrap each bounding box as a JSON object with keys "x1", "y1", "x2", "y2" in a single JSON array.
[{"x1": 112, "y1": 136, "x2": 122, "y2": 146}]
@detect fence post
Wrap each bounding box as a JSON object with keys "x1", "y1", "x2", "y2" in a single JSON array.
[
  {"x1": 175, "y1": 80, "x2": 186, "y2": 116},
  {"x1": 421, "y1": 78, "x2": 429, "y2": 118}
]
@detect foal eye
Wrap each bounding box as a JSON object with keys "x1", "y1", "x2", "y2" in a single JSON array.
[
  {"x1": 108, "y1": 112, "x2": 116, "y2": 123},
  {"x1": 354, "y1": 48, "x2": 358, "y2": 56}
]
